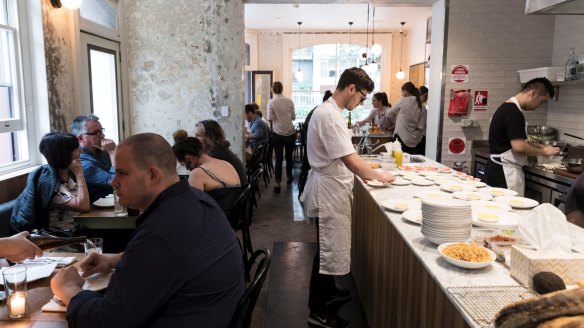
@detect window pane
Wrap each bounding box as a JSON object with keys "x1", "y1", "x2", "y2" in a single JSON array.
[
  {"x1": 80, "y1": 0, "x2": 117, "y2": 30},
  {"x1": 0, "y1": 130, "x2": 28, "y2": 165},
  {"x1": 89, "y1": 48, "x2": 119, "y2": 142},
  {"x1": 0, "y1": 28, "x2": 17, "y2": 120}
]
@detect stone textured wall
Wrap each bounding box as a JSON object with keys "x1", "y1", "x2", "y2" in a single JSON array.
[
  {"x1": 440, "y1": 0, "x2": 554, "y2": 167},
  {"x1": 42, "y1": 0, "x2": 77, "y2": 132},
  {"x1": 125, "y1": 0, "x2": 245, "y2": 156}
]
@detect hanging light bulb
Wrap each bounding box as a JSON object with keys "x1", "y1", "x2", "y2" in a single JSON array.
[
  {"x1": 294, "y1": 22, "x2": 304, "y2": 82},
  {"x1": 396, "y1": 22, "x2": 406, "y2": 80},
  {"x1": 60, "y1": 0, "x2": 83, "y2": 10},
  {"x1": 370, "y1": 6, "x2": 382, "y2": 57},
  {"x1": 369, "y1": 60, "x2": 379, "y2": 73},
  {"x1": 360, "y1": 5, "x2": 371, "y2": 62}
]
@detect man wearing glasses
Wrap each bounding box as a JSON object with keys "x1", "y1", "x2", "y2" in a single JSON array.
[
  {"x1": 71, "y1": 114, "x2": 116, "y2": 201},
  {"x1": 300, "y1": 67, "x2": 395, "y2": 328}
]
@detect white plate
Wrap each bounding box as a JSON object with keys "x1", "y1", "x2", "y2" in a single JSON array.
[
  {"x1": 483, "y1": 187, "x2": 518, "y2": 197},
  {"x1": 382, "y1": 199, "x2": 421, "y2": 212},
  {"x1": 92, "y1": 195, "x2": 114, "y2": 208},
  {"x1": 391, "y1": 178, "x2": 411, "y2": 186},
  {"x1": 453, "y1": 191, "x2": 493, "y2": 201},
  {"x1": 437, "y1": 242, "x2": 496, "y2": 269},
  {"x1": 494, "y1": 196, "x2": 539, "y2": 209},
  {"x1": 0, "y1": 262, "x2": 58, "y2": 284},
  {"x1": 461, "y1": 180, "x2": 487, "y2": 188},
  {"x1": 403, "y1": 209, "x2": 423, "y2": 225},
  {"x1": 415, "y1": 190, "x2": 452, "y2": 200},
  {"x1": 472, "y1": 210, "x2": 520, "y2": 229},
  {"x1": 470, "y1": 200, "x2": 512, "y2": 212},
  {"x1": 411, "y1": 179, "x2": 434, "y2": 186},
  {"x1": 367, "y1": 180, "x2": 390, "y2": 188},
  {"x1": 440, "y1": 183, "x2": 476, "y2": 193}
]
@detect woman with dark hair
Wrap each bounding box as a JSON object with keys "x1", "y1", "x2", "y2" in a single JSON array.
[
  {"x1": 352, "y1": 92, "x2": 395, "y2": 134},
  {"x1": 173, "y1": 135, "x2": 241, "y2": 217},
  {"x1": 10, "y1": 132, "x2": 90, "y2": 233},
  {"x1": 195, "y1": 120, "x2": 247, "y2": 188},
  {"x1": 386, "y1": 82, "x2": 427, "y2": 155}
]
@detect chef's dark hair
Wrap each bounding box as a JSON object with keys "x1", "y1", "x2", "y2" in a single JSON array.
[
  {"x1": 336, "y1": 67, "x2": 374, "y2": 94},
  {"x1": 402, "y1": 82, "x2": 423, "y2": 110},
  {"x1": 521, "y1": 77, "x2": 554, "y2": 99},
  {"x1": 39, "y1": 132, "x2": 79, "y2": 170}
]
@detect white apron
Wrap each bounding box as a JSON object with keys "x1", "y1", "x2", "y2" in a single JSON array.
[
  {"x1": 301, "y1": 133, "x2": 354, "y2": 275},
  {"x1": 489, "y1": 97, "x2": 528, "y2": 197}
]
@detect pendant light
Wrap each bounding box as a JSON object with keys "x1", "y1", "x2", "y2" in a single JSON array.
[
  {"x1": 294, "y1": 22, "x2": 304, "y2": 82},
  {"x1": 361, "y1": 5, "x2": 371, "y2": 72},
  {"x1": 396, "y1": 22, "x2": 406, "y2": 80},
  {"x1": 371, "y1": 6, "x2": 382, "y2": 57}
]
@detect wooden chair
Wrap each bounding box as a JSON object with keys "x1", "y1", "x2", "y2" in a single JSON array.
[
  {"x1": 229, "y1": 248, "x2": 272, "y2": 328},
  {"x1": 227, "y1": 185, "x2": 254, "y2": 281},
  {"x1": 248, "y1": 168, "x2": 263, "y2": 209}
]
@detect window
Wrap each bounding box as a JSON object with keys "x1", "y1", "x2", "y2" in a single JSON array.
[
  {"x1": 0, "y1": 0, "x2": 30, "y2": 170},
  {"x1": 291, "y1": 43, "x2": 381, "y2": 121}
]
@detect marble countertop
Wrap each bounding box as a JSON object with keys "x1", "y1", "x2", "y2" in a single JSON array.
[{"x1": 358, "y1": 157, "x2": 528, "y2": 326}]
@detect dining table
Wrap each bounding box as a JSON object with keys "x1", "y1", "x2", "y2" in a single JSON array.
[
  {"x1": 74, "y1": 206, "x2": 138, "y2": 253},
  {"x1": 0, "y1": 253, "x2": 112, "y2": 327}
]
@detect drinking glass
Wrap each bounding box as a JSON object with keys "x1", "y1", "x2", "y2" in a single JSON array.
[
  {"x1": 2, "y1": 267, "x2": 27, "y2": 318},
  {"x1": 84, "y1": 238, "x2": 104, "y2": 255},
  {"x1": 113, "y1": 190, "x2": 127, "y2": 216}
]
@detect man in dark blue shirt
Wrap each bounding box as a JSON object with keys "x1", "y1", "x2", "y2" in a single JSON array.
[
  {"x1": 51, "y1": 133, "x2": 245, "y2": 327},
  {"x1": 71, "y1": 114, "x2": 116, "y2": 201}
]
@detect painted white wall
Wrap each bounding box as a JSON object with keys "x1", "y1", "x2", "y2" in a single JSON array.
[
  {"x1": 245, "y1": 29, "x2": 259, "y2": 71},
  {"x1": 408, "y1": 19, "x2": 429, "y2": 67}
]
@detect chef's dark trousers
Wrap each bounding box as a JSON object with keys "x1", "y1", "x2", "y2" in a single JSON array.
[
  {"x1": 272, "y1": 133, "x2": 295, "y2": 183},
  {"x1": 308, "y1": 218, "x2": 338, "y2": 313}
]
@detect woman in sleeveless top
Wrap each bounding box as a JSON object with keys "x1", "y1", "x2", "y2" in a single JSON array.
[{"x1": 172, "y1": 136, "x2": 241, "y2": 217}]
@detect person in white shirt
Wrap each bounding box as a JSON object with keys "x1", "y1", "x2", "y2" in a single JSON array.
[
  {"x1": 387, "y1": 82, "x2": 427, "y2": 155},
  {"x1": 267, "y1": 81, "x2": 296, "y2": 193},
  {"x1": 301, "y1": 67, "x2": 395, "y2": 327}
]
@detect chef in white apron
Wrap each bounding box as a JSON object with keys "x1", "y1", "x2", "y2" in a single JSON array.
[
  {"x1": 486, "y1": 78, "x2": 560, "y2": 196},
  {"x1": 300, "y1": 67, "x2": 395, "y2": 327}
]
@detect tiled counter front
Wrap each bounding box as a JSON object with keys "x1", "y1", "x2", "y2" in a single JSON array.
[{"x1": 350, "y1": 158, "x2": 521, "y2": 328}]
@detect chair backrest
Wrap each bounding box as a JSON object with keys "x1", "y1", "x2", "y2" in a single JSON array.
[
  {"x1": 249, "y1": 168, "x2": 263, "y2": 190},
  {"x1": 247, "y1": 142, "x2": 266, "y2": 176},
  {"x1": 229, "y1": 248, "x2": 272, "y2": 328},
  {"x1": 227, "y1": 185, "x2": 251, "y2": 230}
]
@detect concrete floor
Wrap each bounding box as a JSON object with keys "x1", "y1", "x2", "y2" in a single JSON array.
[{"x1": 247, "y1": 163, "x2": 368, "y2": 328}]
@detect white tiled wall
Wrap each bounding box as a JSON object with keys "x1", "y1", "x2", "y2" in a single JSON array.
[
  {"x1": 440, "y1": 0, "x2": 556, "y2": 168},
  {"x1": 547, "y1": 16, "x2": 584, "y2": 145}
]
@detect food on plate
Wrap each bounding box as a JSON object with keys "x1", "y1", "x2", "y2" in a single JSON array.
[
  {"x1": 532, "y1": 272, "x2": 566, "y2": 295},
  {"x1": 537, "y1": 316, "x2": 584, "y2": 328},
  {"x1": 486, "y1": 235, "x2": 515, "y2": 243},
  {"x1": 491, "y1": 190, "x2": 506, "y2": 196},
  {"x1": 370, "y1": 163, "x2": 381, "y2": 169},
  {"x1": 442, "y1": 243, "x2": 492, "y2": 262},
  {"x1": 508, "y1": 199, "x2": 525, "y2": 206},
  {"x1": 395, "y1": 203, "x2": 410, "y2": 211},
  {"x1": 494, "y1": 287, "x2": 584, "y2": 328},
  {"x1": 477, "y1": 213, "x2": 500, "y2": 223}
]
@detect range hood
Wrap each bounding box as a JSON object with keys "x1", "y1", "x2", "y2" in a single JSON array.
[{"x1": 526, "y1": 0, "x2": 584, "y2": 14}]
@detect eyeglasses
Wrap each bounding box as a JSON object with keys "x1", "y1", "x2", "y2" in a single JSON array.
[
  {"x1": 84, "y1": 128, "x2": 105, "y2": 136},
  {"x1": 355, "y1": 87, "x2": 367, "y2": 103}
]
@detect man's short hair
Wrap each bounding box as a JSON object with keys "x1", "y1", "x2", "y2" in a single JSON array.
[
  {"x1": 336, "y1": 67, "x2": 374, "y2": 94},
  {"x1": 272, "y1": 81, "x2": 283, "y2": 94},
  {"x1": 71, "y1": 114, "x2": 100, "y2": 136},
  {"x1": 118, "y1": 133, "x2": 177, "y2": 175},
  {"x1": 244, "y1": 104, "x2": 256, "y2": 114},
  {"x1": 521, "y1": 77, "x2": 554, "y2": 99}
]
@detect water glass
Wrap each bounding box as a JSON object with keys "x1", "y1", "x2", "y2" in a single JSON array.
[
  {"x1": 113, "y1": 190, "x2": 127, "y2": 216},
  {"x1": 2, "y1": 267, "x2": 27, "y2": 318},
  {"x1": 84, "y1": 238, "x2": 103, "y2": 255}
]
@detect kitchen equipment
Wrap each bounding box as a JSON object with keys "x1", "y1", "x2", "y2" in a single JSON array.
[
  {"x1": 562, "y1": 158, "x2": 584, "y2": 174},
  {"x1": 526, "y1": 125, "x2": 539, "y2": 135},
  {"x1": 525, "y1": 0, "x2": 584, "y2": 15},
  {"x1": 564, "y1": 132, "x2": 584, "y2": 141},
  {"x1": 538, "y1": 125, "x2": 556, "y2": 136}
]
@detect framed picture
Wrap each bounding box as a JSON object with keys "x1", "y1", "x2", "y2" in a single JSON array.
[
  {"x1": 251, "y1": 71, "x2": 273, "y2": 114},
  {"x1": 426, "y1": 17, "x2": 432, "y2": 43}
]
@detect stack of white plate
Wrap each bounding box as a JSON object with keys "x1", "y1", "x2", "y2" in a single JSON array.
[{"x1": 421, "y1": 197, "x2": 472, "y2": 245}]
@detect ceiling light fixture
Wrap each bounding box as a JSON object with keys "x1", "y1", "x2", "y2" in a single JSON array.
[
  {"x1": 348, "y1": 21, "x2": 353, "y2": 46},
  {"x1": 50, "y1": 0, "x2": 83, "y2": 10},
  {"x1": 396, "y1": 22, "x2": 406, "y2": 80},
  {"x1": 371, "y1": 6, "x2": 382, "y2": 57},
  {"x1": 294, "y1": 22, "x2": 304, "y2": 83},
  {"x1": 361, "y1": 5, "x2": 371, "y2": 73}
]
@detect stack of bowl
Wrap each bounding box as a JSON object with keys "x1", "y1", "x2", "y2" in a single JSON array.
[{"x1": 421, "y1": 198, "x2": 472, "y2": 245}]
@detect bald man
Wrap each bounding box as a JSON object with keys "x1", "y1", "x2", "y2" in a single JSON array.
[{"x1": 51, "y1": 133, "x2": 245, "y2": 327}]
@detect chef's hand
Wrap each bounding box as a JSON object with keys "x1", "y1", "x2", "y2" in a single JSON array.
[
  {"x1": 376, "y1": 171, "x2": 396, "y2": 184},
  {"x1": 99, "y1": 138, "x2": 117, "y2": 154},
  {"x1": 542, "y1": 145, "x2": 560, "y2": 156},
  {"x1": 51, "y1": 266, "x2": 84, "y2": 306}
]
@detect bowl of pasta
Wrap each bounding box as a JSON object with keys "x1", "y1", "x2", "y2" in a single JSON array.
[{"x1": 437, "y1": 242, "x2": 496, "y2": 269}]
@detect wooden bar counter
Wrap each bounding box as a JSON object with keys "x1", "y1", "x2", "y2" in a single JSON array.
[{"x1": 350, "y1": 156, "x2": 522, "y2": 328}]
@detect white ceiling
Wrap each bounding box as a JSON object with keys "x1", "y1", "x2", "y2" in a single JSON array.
[{"x1": 244, "y1": 4, "x2": 434, "y2": 31}]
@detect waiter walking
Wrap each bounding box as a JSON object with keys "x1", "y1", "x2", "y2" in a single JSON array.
[
  {"x1": 300, "y1": 67, "x2": 395, "y2": 328},
  {"x1": 485, "y1": 77, "x2": 560, "y2": 196}
]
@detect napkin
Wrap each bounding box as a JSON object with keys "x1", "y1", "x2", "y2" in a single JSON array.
[
  {"x1": 517, "y1": 203, "x2": 572, "y2": 255},
  {"x1": 42, "y1": 297, "x2": 67, "y2": 312}
]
